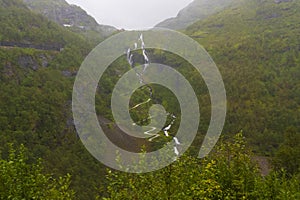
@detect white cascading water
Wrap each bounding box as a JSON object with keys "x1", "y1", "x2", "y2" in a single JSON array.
[{"x1": 126, "y1": 34, "x2": 180, "y2": 155}]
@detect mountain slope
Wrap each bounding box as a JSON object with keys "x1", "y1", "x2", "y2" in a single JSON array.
[
  {"x1": 23, "y1": 0, "x2": 117, "y2": 42},
  {"x1": 185, "y1": 0, "x2": 300, "y2": 153},
  {"x1": 0, "y1": 0, "x2": 90, "y2": 49},
  {"x1": 156, "y1": 0, "x2": 235, "y2": 30}
]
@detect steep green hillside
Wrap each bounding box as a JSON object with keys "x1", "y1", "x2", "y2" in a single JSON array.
[
  {"x1": 185, "y1": 0, "x2": 300, "y2": 154},
  {"x1": 156, "y1": 0, "x2": 235, "y2": 30},
  {"x1": 0, "y1": 0, "x2": 105, "y2": 198}
]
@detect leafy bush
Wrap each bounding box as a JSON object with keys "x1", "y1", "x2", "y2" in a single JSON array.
[{"x1": 0, "y1": 144, "x2": 74, "y2": 199}]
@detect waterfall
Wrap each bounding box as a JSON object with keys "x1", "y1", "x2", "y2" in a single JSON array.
[{"x1": 126, "y1": 34, "x2": 181, "y2": 155}]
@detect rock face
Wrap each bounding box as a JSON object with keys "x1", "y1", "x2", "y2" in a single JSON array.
[
  {"x1": 156, "y1": 0, "x2": 235, "y2": 30},
  {"x1": 23, "y1": 0, "x2": 116, "y2": 37},
  {"x1": 61, "y1": 70, "x2": 77, "y2": 77},
  {"x1": 274, "y1": 0, "x2": 293, "y2": 3},
  {"x1": 16, "y1": 54, "x2": 53, "y2": 71},
  {"x1": 18, "y1": 55, "x2": 39, "y2": 70}
]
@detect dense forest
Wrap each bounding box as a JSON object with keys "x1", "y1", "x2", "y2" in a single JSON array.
[{"x1": 0, "y1": 0, "x2": 299, "y2": 199}]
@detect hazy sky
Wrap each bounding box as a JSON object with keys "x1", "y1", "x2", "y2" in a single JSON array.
[{"x1": 65, "y1": 0, "x2": 193, "y2": 30}]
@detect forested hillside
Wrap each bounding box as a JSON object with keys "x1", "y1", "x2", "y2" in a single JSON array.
[
  {"x1": 0, "y1": 0, "x2": 106, "y2": 198},
  {"x1": 185, "y1": 0, "x2": 300, "y2": 155}
]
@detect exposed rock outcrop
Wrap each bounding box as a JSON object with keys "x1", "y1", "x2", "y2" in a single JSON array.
[
  {"x1": 274, "y1": 0, "x2": 293, "y2": 4},
  {"x1": 16, "y1": 53, "x2": 53, "y2": 71},
  {"x1": 18, "y1": 55, "x2": 39, "y2": 70}
]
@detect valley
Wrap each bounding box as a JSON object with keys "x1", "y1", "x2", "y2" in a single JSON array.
[{"x1": 0, "y1": 0, "x2": 299, "y2": 199}]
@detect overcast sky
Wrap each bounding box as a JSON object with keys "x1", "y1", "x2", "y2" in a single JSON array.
[{"x1": 65, "y1": 0, "x2": 193, "y2": 30}]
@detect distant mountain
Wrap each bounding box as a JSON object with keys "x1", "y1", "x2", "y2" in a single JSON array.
[
  {"x1": 23, "y1": 0, "x2": 117, "y2": 41},
  {"x1": 156, "y1": 0, "x2": 235, "y2": 30},
  {"x1": 0, "y1": 0, "x2": 88, "y2": 49},
  {"x1": 0, "y1": 0, "x2": 26, "y2": 8}
]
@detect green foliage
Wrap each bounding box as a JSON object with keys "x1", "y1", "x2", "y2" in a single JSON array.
[
  {"x1": 273, "y1": 128, "x2": 300, "y2": 175},
  {"x1": 254, "y1": 170, "x2": 300, "y2": 200},
  {"x1": 100, "y1": 133, "x2": 300, "y2": 199},
  {"x1": 0, "y1": 144, "x2": 74, "y2": 199}
]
